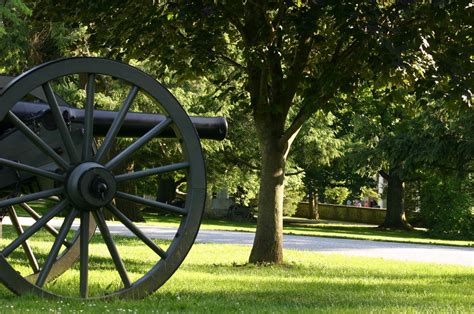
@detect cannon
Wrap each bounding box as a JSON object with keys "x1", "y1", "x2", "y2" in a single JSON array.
[{"x1": 0, "y1": 57, "x2": 227, "y2": 299}]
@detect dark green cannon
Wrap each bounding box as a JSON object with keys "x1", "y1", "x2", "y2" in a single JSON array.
[{"x1": 0, "y1": 58, "x2": 227, "y2": 299}]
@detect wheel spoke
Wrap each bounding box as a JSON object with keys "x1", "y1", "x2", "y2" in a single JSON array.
[
  {"x1": 95, "y1": 86, "x2": 139, "y2": 163},
  {"x1": 82, "y1": 73, "x2": 95, "y2": 161},
  {"x1": 7, "y1": 206, "x2": 40, "y2": 273},
  {"x1": 115, "y1": 191, "x2": 187, "y2": 216},
  {"x1": 0, "y1": 158, "x2": 64, "y2": 182},
  {"x1": 19, "y1": 203, "x2": 73, "y2": 248},
  {"x1": 93, "y1": 209, "x2": 131, "y2": 288},
  {"x1": 36, "y1": 208, "x2": 78, "y2": 287},
  {"x1": 2, "y1": 199, "x2": 69, "y2": 257},
  {"x1": 42, "y1": 82, "x2": 79, "y2": 164},
  {"x1": 115, "y1": 162, "x2": 190, "y2": 183},
  {"x1": 0, "y1": 187, "x2": 63, "y2": 208},
  {"x1": 7, "y1": 111, "x2": 69, "y2": 169},
  {"x1": 80, "y1": 210, "x2": 90, "y2": 298},
  {"x1": 105, "y1": 118, "x2": 172, "y2": 170},
  {"x1": 106, "y1": 204, "x2": 167, "y2": 259}
]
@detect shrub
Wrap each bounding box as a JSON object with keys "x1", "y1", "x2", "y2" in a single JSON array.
[{"x1": 420, "y1": 176, "x2": 473, "y2": 239}]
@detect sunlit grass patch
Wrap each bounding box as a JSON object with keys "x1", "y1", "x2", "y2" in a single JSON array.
[
  {"x1": 1, "y1": 227, "x2": 472, "y2": 313},
  {"x1": 0, "y1": 225, "x2": 170, "y2": 298}
]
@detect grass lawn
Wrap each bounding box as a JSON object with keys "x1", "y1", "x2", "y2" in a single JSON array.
[
  {"x1": 0, "y1": 226, "x2": 472, "y2": 313},
  {"x1": 142, "y1": 213, "x2": 474, "y2": 247}
]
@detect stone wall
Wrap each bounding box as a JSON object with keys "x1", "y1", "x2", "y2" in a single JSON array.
[{"x1": 295, "y1": 202, "x2": 386, "y2": 225}]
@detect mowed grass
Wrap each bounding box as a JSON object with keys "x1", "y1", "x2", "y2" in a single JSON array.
[
  {"x1": 0, "y1": 226, "x2": 473, "y2": 313},
  {"x1": 143, "y1": 213, "x2": 474, "y2": 247}
]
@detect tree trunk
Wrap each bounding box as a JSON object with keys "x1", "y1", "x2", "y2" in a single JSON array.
[
  {"x1": 107, "y1": 142, "x2": 145, "y2": 222},
  {"x1": 156, "y1": 177, "x2": 176, "y2": 204},
  {"x1": 115, "y1": 166, "x2": 146, "y2": 222},
  {"x1": 379, "y1": 169, "x2": 411, "y2": 230},
  {"x1": 308, "y1": 190, "x2": 319, "y2": 220},
  {"x1": 249, "y1": 135, "x2": 286, "y2": 264}
]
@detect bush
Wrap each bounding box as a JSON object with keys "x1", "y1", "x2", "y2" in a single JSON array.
[
  {"x1": 420, "y1": 176, "x2": 473, "y2": 239},
  {"x1": 324, "y1": 187, "x2": 350, "y2": 205}
]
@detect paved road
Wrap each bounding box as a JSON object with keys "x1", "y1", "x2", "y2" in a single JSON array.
[
  {"x1": 2, "y1": 217, "x2": 473, "y2": 267},
  {"x1": 105, "y1": 224, "x2": 473, "y2": 267}
]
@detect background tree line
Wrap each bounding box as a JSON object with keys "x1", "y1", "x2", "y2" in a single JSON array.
[{"x1": 1, "y1": 0, "x2": 472, "y2": 264}]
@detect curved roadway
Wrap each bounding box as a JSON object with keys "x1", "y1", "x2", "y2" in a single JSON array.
[
  {"x1": 105, "y1": 224, "x2": 474, "y2": 267},
  {"x1": 2, "y1": 217, "x2": 473, "y2": 267}
]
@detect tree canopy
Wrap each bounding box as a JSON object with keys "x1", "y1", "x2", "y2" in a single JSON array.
[{"x1": 3, "y1": 0, "x2": 472, "y2": 261}]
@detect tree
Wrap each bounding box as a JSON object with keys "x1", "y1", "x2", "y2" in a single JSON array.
[
  {"x1": 331, "y1": 0, "x2": 473, "y2": 229},
  {"x1": 343, "y1": 85, "x2": 418, "y2": 229},
  {"x1": 34, "y1": 0, "x2": 471, "y2": 263},
  {"x1": 292, "y1": 110, "x2": 346, "y2": 218},
  {"x1": 409, "y1": 102, "x2": 474, "y2": 237}
]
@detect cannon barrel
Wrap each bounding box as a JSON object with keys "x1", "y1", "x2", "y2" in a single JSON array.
[{"x1": 3, "y1": 102, "x2": 228, "y2": 140}]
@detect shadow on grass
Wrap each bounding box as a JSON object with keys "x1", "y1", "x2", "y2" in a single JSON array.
[
  {"x1": 151, "y1": 261, "x2": 473, "y2": 312},
  {"x1": 0, "y1": 236, "x2": 473, "y2": 312},
  {"x1": 1, "y1": 261, "x2": 471, "y2": 312}
]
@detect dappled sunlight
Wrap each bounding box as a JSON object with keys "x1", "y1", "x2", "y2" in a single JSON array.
[
  {"x1": 157, "y1": 250, "x2": 473, "y2": 312},
  {"x1": 0, "y1": 238, "x2": 472, "y2": 311}
]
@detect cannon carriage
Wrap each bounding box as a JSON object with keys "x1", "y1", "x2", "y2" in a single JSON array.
[{"x1": 0, "y1": 57, "x2": 227, "y2": 299}]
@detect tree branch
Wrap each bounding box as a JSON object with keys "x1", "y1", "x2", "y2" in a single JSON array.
[
  {"x1": 171, "y1": 26, "x2": 244, "y2": 70},
  {"x1": 216, "y1": 52, "x2": 245, "y2": 69},
  {"x1": 286, "y1": 169, "x2": 305, "y2": 176},
  {"x1": 282, "y1": 34, "x2": 314, "y2": 112},
  {"x1": 281, "y1": 35, "x2": 365, "y2": 146},
  {"x1": 271, "y1": 0, "x2": 287, "y2": 29},
  {"x1": 379, "y1": 170, "x2": 390, "y2": 180},
  {"x1": 280, "y1": 93, "x2": 331, "y2": 146}
]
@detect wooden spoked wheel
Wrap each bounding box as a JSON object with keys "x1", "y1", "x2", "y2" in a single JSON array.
[{"x1": 0, "y1": 58, "x2": 206, "y2": 299}]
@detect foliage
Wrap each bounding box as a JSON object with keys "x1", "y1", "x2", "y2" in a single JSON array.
[
  {"x1": 282, "y1": 170, "x2": 305, "y2": 216},
  {"x1": 323, "y1": 186, "x2": 350, "y2": 205},
  {"x1": 401, "y1": 101, "x2": 474, "y2": 233},
  {"x1": 293, "y1": 111, "x2": 345, "y2": 168},
  {"x1": 403, "y1": 180, "x2": 421, "y2": 216},
  {"x1": 0, "y1": 0, "x2": 91, "y2": 73},
  {"x1": 420, "y1": 176, "x2": 474, "y2": 239},
  {"x1": 0, "y1": 0, "x2": 31, "y2": 73},
  {"x1": 359, "y1": 186, "x2": 379, "y2": 201},
  {"x1": 330, "y1": 0, "x2": 473, "y2": 229},
  {"x1": 292, "y1": 110, "x2": 351, "y2": 197},
  {"x1": 207, "y1": 109, "x2": 260, "y2": 206}
]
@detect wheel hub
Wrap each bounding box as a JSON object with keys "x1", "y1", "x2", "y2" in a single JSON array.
[{"x1": 66, "y1": 162, "x2": 116, "y2": 209}]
